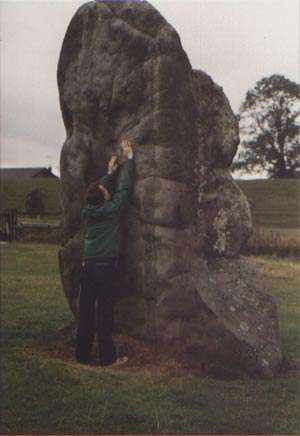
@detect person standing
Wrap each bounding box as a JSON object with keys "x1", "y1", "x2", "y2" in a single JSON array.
[{"x1": 76, "y1": 139, "x2": 135, "y2": 366}]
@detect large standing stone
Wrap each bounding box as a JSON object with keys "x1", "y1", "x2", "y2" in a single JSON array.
[{"x1": 57, "y1": 0, "x2": 282, "y2": 376}]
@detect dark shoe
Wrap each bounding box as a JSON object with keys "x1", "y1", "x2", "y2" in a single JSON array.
[
  {"x1": 99, "y1": 358, "x2": 116, "y2": 366},
  {"x1": 76, "y1": 356, "x2": 91, "y2": 365}
]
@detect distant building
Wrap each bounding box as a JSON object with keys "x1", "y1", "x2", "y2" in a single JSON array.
[{"x1": 1, "y1": 166, "x2": 58, "y2": 179}]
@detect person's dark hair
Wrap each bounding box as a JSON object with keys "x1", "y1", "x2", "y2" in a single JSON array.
[{"x1": 86, "y1": 182, "x2": 105, "y2": 206}]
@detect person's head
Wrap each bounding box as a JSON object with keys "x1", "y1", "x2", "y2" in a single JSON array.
[{"x1": 86, "y1": 182, "x2": 111, "y2": 205}]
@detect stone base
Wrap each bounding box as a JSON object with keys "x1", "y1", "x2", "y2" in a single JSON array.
[{"x1": 113, "y1": 255, "x2": 282, "y2": 377}]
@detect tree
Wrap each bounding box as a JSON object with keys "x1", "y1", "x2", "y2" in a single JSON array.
[
  {"x1": 25, "y1": 187, "x2": 47, "y2": 218},
  {"x1": 233, "y1": 74, "x2": 300, "y2": 178}
]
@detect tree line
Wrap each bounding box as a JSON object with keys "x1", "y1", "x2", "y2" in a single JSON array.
[{"x1": 233, "y1": 74, "x2": 299, "y2": 178}]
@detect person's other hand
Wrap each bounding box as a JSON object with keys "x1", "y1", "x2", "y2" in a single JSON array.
[
  {"x1": 107, "y1": 155, "x2": 118, "y2": 175},
  {"x1": 120, "y1": 139, "x2": 134, "y2": 159}
]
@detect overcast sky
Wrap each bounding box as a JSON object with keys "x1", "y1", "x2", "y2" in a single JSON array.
[{"x1": 1, "y1": 0, "x2": 299, "y2": 176}]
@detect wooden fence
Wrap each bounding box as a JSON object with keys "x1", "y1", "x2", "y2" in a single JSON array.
[{"x1": 0, "y1": 209, "x2": 18, "y2": 241}]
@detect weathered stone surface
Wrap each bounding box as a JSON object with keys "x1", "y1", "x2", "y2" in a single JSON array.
[
  {"x1": 200, "y1": 169, "x2": 253, "y2": 257},
  {"x1": 57, "y1": 0, "x2": 282, "y2": 376},
  {"x1": 190, "y1": 256, "x2": 282, "y2": 376},
  {"x1": 192, "y1": 69, "x2": 240, "y2": 168}
]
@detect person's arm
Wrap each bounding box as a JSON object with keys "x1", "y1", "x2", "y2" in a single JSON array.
[
  {"x1": 98, "y1": 155, "x2": 118, "y2": 193},
  {"x1": 86, "y1": 141, "x2": 135, "y2": 218},
  {"x1": 84, "y1": 159, "x2": 134, "y2": 219},
  {"x1": 99, "y1": 174, "x2": 113, "y2": 193},
  {"x1": 110, "y1": 140, "x2": 134, "y2": 208},
  {"x1": 100, "y1": 158, "x2": 134, "y2": 214},
  {"x1": 109, "y1": 157, "x2": 134, "y2": 207}
]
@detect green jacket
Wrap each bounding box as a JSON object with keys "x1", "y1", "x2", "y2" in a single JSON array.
[{"x1": 81, "y1": 158, "x2": 134, "y2": 260}]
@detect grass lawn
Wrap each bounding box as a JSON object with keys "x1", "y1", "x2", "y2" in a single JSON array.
[
  {"x1": 0, "y1": 176, "x2": 61, "y2": 214},
  {"x1": 262, "y1": 227, "x2": 300, "y2": 240},
  {"x1": 18, "y1": 214, "x2": 60, "y2": 226},
  {"x1": 1, "y1": 243, "x2": 300, "y2": 434},
  {"x1": 237, "y1": 178, "x2": 300, "y2": 229}
]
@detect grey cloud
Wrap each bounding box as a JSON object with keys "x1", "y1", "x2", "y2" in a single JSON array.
[{"x1": 1, "y1": 0, "x2": 299, "y2": 174}]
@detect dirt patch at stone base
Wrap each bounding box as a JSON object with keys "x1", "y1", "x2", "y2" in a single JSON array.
[
  {"x1": 38, "y1": 323, "x2": 211, "y2": 377},
  {"x1": 37, "y1": 323, "x2": 300, "y2": 379}
]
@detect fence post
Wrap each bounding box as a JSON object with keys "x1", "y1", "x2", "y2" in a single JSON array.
[{"x1": 0, "y1": 209, "x2": 18, "y2": 241}]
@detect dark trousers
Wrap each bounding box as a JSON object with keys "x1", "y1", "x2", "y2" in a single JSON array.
[{"x1": 75, "y1": 258, "x2": 118, "y2": 365}]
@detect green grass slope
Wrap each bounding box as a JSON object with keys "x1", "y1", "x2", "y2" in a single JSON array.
[
  {"x1": 1, "y1": 243, "x2": 300, "y2": 434},
  {"x1": 237, "y1": 178, "x2": 300, "y2": 228},
  {"x1": 1, "y1": 175, "x2": 299, "y2": 229},
  {"x1": 0, "y1": 177, "x2": 61, "y2": 214}
]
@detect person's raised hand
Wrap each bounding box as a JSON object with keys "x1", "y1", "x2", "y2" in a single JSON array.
[
  {"x1": 107, "y1": 155, "x2": 118, "y2": 175},
  {"x1": 120, "y1": 139, "x2": 134, "y2": 159}
]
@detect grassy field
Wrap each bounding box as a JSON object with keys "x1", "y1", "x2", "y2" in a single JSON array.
[
  {"x1": 1, "y1": 176, "x2": 299, "y2": 229},
  {"x1": 243, "y1": 226, "x2": 300, "y2": 257},
  {"x1": 238, "y1": 178, "x2": 300, "y2": 228},
  {"x1": 0, "y1": 176, "x2": 61, "y2": 214},
  {"x1": 1, "y1": 242, "x2": 300, "y2": 434}
]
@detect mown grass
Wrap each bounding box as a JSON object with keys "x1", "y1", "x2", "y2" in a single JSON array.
[
  {"x1": 2, "y1": 177, "x2": 299, "y2": 228},
  {"x1": 18, "y1": 214, "x2": 60, "y2": 225},
  {"x1": 254, "y1": 256, "x2": 300, "y2": 362},
  {"x1": 243, "y1": 226, "x2": 300, "y2": 257},
  {"x1": 1, "y1": 243, "x2": 300, "y2": 434},
  {"x1": 238, "y1": 178, "x2": 300, "y2": 228},
  {"x1": 0, "y1": 176, "x2": 61, "y2": 214}
]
